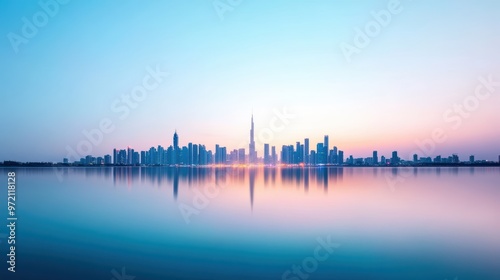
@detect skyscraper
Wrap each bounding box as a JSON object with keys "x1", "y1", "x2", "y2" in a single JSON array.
[
  {"x1": 373, "y1": 151, "x2": 378, "y2": 165},
  {"x1": 188, "y1": 143, "x2": 193, "y2": 165},
  {"x1": 324, "y1": 135, "x2": 329, "y2": 164},
  {"x1": 215, "y1": 144, "x2": 220, "y2": 164},
  {"x1": 238, "y1": 148, "x2": 246, "y2": 164},
  {"x1": 304, "y1": 138, "x2": 309, "y2": 164},
  {"x1": 104, "y1": 154, "x2": 111, "y2": 165},
  {"x1": 264, "y1": 144, "x2": 270, "y2": 165},
  {"x1": 332, "y1": 146, "x2": 338, "y2": 164},
  {"x1": 173, "y1": 130, "x2": 178, "y2": 149},
  {"x1": 271, "y1": 146, "x2": 277, "y2": 165},
  {"x1": 295, "y1": 142, "x2": 301, "y2": 163},
  {"x1": 193, "y1": 144, "x2": 199, "y2": 165},
  {"x1": 173, "y1": 130, "x2": 180, "y2": 164},
  {"x1": 391, "y1": 151, "x2": 399, "y2": 165},
  {"x1": 316, "y1": 143, "x2": 324, "y2": 164},
  {"x1": 127, "y1": 147, "x2": 132, "y2": 164},
  {"x1": 249, "y1": 114, "x2": 256, "y2": 164}
]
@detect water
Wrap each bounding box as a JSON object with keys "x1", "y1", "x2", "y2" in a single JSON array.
[{"x1": 1, "y1": 166, "x2": 499, "y2": 279}]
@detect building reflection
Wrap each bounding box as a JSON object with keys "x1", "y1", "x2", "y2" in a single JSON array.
[
  {"x1": 173, "y1": 168, "x2": 179, "y2": 200},
  {"x1": 6, "y1": 166, "x2": 499, "y2": 211},
  {"x1": 249, "y1": 168, "x2": 256, "y2": 210},
  {"x1": 107, "y1": 166, "x2": 345, "y2": 204}
]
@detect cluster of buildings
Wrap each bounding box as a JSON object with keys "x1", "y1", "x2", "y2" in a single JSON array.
[{"x1": 62, "y1": 116, "x2": 498, "y2": 167}]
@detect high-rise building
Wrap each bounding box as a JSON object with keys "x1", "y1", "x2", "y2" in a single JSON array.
[
  {"x1": 85, "y1": 155, "x2": 92, "y2": 165},
  {"x1": 281, "y1": 145, "x2": 291, "y2": 164},
  {"x1": 300, "y1": 144, "x2": 304, "y2": 163},
  {"x1": 310, "y1": 150, "x2": 316, "y2": 165},
  {"x1": 221, "y1": 147, "x2": 227, "y2": 164},
  {"x1": 238, "y1": 148, "x2": 245, "y2": 164},
  {"x1": 104, "y1": 155, "x2": 111, "y2": 165},
  {"x1": 181, "y1": 146, "x2": 188, "y2": 164},
  {"x1": 288, "y1": 145, "x2": 294, "y2": 164},
  {"x1": 193, "y1": 144, "x2": 199, "y2": 165},
  {"x1": 166, "y1": 146, "x2": 173, "y2": 165},
  {"x1": 157, "y1": 145, "x2": 164, "y2": 164},
  {"x1": 207, "y1": 150, "x2": 213, "y2": 164},
  {"x1": 433, "y1": 155, "x2": 441, "y2": 163},
  {"x1": 304, "y1": 138, "x2": 309, "y2": 164},
  {"x1": 249, "y1": 114, "x2": 256, "y2": 164},
  {"x1": 338, "y1": 150, "x2": 344, "y2": 165},
  {"x1": 324, "y1": 135, "x2": 329, "y2": 164},
  {"x1": 132, "y1": 151, "x2": 140, "y2": 165},
  {"x1": 215, "y1": 145, "x2": 220, "y2": 164},
  {"x1": 295, "y1": 142, "x2": 301, "y2": 164},
  {"x1": 173, "y1": 130, "x2": 180, "y2": 164},
  {"x1": 373, "y1": 151, "x2": 378, "y2": 165},
  {"x1": 316, "y1": 143, "x2": 324, "y2": 164},
  {"x1": 264, "y1": 144, "x2": 270, "y2": 165},
  {"x1": 118, "y1": 149, "x2": 127, "y2": 165},
  {"x1": 173, "y1": 130, "x2": 179, "y2": 149},
  {"x1": 229, "y1": 149, "x2": 238, "y2": 164},
  {"x1": 199, "y1": 145, "x2": 207, "y2": 165},
  {"x1": 127, "y1": 147, "x2": 133, "y2": 164},
  {"x1": 413, "y1": 154, "x2": 418, "y2": 163},
  {"x1": 188, "y1": 143, "x2": 193, "y2": 165},
  {"x1": 332, "y1": 146, "x2": 338, "y2": 164},
  {"x1": 214, "y1": 145, "x2": 227, "y2": 164},
  {"x1": 271, "y1": 146, "x2": 277, "y2": 165},
  {"x1": 391, "y1": 151, "x2": 399, "y2": 165},
  {"x1": 149, "y1": 147, "x2": 156, "y2": 164}
]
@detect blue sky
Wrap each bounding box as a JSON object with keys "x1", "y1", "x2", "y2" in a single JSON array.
[{"x1": 1, "y1": 0, "x2": 500, "y2": 162}]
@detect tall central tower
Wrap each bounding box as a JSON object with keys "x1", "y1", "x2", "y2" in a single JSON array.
[
  {"x1": 173, "y1": 130, "x2": 179, "y2": 149},
  {"x1": 249, "y1": 114, "x2": 256, "y2": 164},
  {"x1": 173, "y1": 130, "x2": 179, "y2": 164}
]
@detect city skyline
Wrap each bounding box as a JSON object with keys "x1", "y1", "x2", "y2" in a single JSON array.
[
  {"x1": 2, "y1": 1, "x2": 500, "y2": 162},
  {"x1": 3, "y1": 1, "x2": 500, "y2": 279},
  {"x1": 3, "y1": 115, "x2": 498, "y2": 166}
]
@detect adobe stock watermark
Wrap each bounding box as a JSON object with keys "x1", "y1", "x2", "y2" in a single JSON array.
[
  {"x1": 178, "y1": 182, "x2": 226, "y2": 224},
  {"x1": 340, "y1": 0, "x2": 409, "y2": 63},
  {"x1": 111, "y1": 267, "x2": 136, "y2": 280},
  {"x1": 282, "y1": 235, "x2": 340, "y2": 280},
  {"x1": 213, "y1": 0, "x2": 243, "y2": 21},
  {"x1": 54, "y1": 64, "x2": 169, "y2": 181},
  {"x1": 7, "y1": 0, "x2": 70, "y2": 54},
  {"x1": 385, "y1": 74, "x2": 499, "y2": 191}
]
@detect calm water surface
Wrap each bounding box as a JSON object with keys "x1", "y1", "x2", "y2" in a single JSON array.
[{"x1": 1, "y1": 167, "x2": 499, "y2": 279}]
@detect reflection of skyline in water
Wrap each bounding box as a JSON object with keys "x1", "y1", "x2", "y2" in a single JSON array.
[
  {"x1": 35, "y1": 166, "x2": 500, "y2": 210},
  {"x1": 2, "y1": 166, "x2": 500, "y2": 279}
]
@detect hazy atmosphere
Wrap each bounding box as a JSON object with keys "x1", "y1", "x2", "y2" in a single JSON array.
[{"x1": 2, "y1": 0, "x2": 499, "y2": 161}]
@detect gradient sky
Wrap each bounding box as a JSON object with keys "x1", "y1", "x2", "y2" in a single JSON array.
[{"x1": 1, "y1": 0, "x2": 500, "y2": 162}]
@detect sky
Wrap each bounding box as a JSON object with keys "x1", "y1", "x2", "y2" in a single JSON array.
[{"x1": 1, "y1": 0, "x2": 500, "y2": 162}]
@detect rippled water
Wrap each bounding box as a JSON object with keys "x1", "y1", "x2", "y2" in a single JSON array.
[{"x1": 1, "y1": 167, "x2": 499, "y2": 279}]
